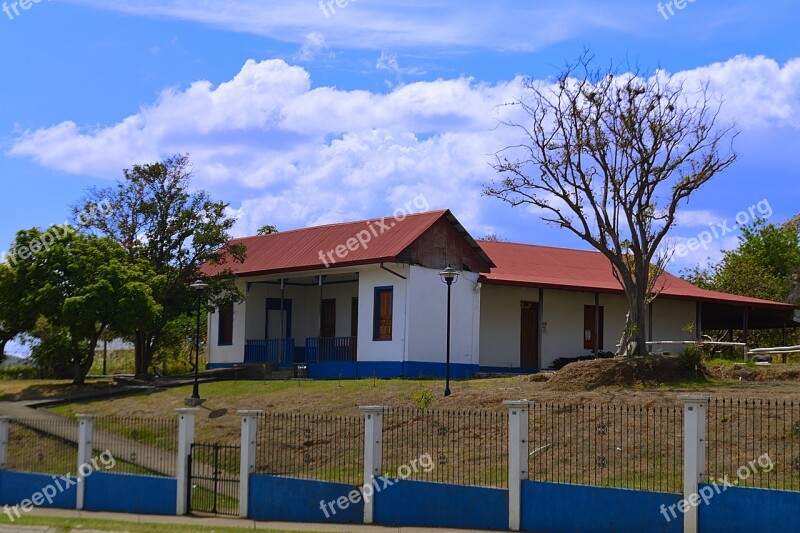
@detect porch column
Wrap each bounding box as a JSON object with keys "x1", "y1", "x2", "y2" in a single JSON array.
[
  {"x1": 537, "y1": 288, "x2": 544, "y2": 365},
  {"x1": 783, "y1": 320, "x2": 788, "y2": 363},
  {"x1": 695, "y1": 301, "x2": 703, "y2": 341},
  {"x1": 648, "y1": 302, "x2": 653, "y2": 343},
  {"x1": 318, "y1": 275, "x2": 324, "y2": 338},
  {"x1": 743, "y1": 308, "x2": 750, "y2": 360},
  {"x1": 593, "y1": 292, "x2": 600, "y2": 355},
  {"x1": 279, "y1": 279, "x2": 285, "y2": 364}
]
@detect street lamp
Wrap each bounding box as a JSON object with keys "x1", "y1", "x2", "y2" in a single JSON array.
[
  {"x1": 439, "y1": 264, "x2": 459, "y2": 397},
  {"x1": 188, "y1": 279, "x2": 209, "y2": 405}
]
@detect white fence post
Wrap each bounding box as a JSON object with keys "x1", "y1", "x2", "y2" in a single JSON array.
[
  {"x1": 0, "y1": 416, "x2": 9, "y2": 470},
  {"x1": 504, "y1": 400, "x2": 530, "y2": 532},
  {"x1": 238, "y1": 410, "x2": 262, "y2": 519},
  {"x1": 75, "y1": 414, "x2": 98, "y2": 510},
  {"x1": 175, "y1": 407, "x2": 199, "y2": 515},
  {"x1": 681, "y1": 395, "x2": 709, "y2": 533},
  {"x1": 360, "y1": 406, "x2": 384, "y2": 524}
]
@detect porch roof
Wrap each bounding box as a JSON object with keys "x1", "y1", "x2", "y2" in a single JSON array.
[{"x1": 478, "y1": 240, "x2": 797, "y2": 312}]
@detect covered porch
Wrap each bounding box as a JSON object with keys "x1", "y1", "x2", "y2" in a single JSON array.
[{"x1": 241, "y1": 271, "x2": 360, "y2": 366}]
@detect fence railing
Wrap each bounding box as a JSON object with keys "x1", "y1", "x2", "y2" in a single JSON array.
[
  {"x1": 93, "y1": 416, "x2": 179, "y2": 477},
  {"x1": 244, "y1": 339, "x2": 295, "y2": 365},
  {"x1": 305, "y1": 337, "x2": 357, "y2": 362},
  {"x1": 7, "y1": 418, "x2": 79, "y2": 475},
  {"x1": 383, "y1": 408, "x2": 508, "y2": 488},
  {"x1": 255, "y1": 412, "x2": 364, "y2": 485},
  {"x1": 528, "y1": 402, "x2": 684, "y2": 493},
  {"x1": 707, "y1": 398, "x2": 800, "y2": 491}
]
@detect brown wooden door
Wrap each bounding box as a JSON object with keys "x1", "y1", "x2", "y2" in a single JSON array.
[
  {"x1": 321, "y1": 299, "x2": 336, "y2": 338},
  {"x1": 350, "y1": 297, "x2": 358, "y2": 337},
  {"x1": 520, "y1": 301, "x2": 539, "y2": 368},
  {"x1": 583, "y1": 305, "x2": 604, "y2": 351}
]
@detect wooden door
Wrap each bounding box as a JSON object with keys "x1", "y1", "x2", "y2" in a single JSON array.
[
  {"x1": 520, "y1": 301, "x2": 539, "y2": 369},
  {"x1": 321, "y1": 299, "x2": 336, "y2": 338},
  {"x1": 583, "y1": 305, "x2": 604, "y2": 351},
  {"x1": 350, "y1": 297, "x2": 358, "y2": 337}
]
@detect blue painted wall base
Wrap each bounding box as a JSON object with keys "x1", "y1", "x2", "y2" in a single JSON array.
[
  {"x1": 84, "y1": 472, "x2": 177, "y2": 515},
  {"x1": 698, "y1": 484, "x2": 800, "y2": 533},
  {"x1": 521, "y1": 481, "x2": 682, "y2": 533},
  {"x1": 248, "y1": 475, "x2": 364, "y2": 524},
  {"x1": 0, "y1": 471, "x2": 77, "y2": 511},
  {"x1": 374, "y1": 479, "x2": 508, "y2": 530}
]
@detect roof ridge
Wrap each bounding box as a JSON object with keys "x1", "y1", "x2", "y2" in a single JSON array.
[{"x1": 237, "y1": 209, "x2": 449, "y2": 240}]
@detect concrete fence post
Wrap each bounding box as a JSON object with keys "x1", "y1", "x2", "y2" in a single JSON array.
[
  {"x1": 75, "y1": 414, "x2": 98, "y2": 510},
  {"x1": 504, "y1": 400, "x2": 530, "y2": 532},
  {"x1": 360, "y1": 406, "x2": 385, "y2": 524},
  {"x1": 0, "y1": 416, "x2": 9, "y2": 470},
  {"x1": 237, "y1": 410, "x2": 262, "y2": 519},
  {"x1": 681, "y1": 395, "x2": 709, "y2": 533},
  {"x1": 175, "y1": 407, "x2": 199, "y2": 515}
]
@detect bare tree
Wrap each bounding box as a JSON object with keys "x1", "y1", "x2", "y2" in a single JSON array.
[{"x1": 485, "y1": 53, "x2": 738, "y2": 355}]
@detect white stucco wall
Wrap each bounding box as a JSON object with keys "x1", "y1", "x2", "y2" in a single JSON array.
[
  {"x1": 207, "y1": 279, "x2": 247, "y2": 365},
  {"x1": 405, "y1": 265, "x2": 480, "y2": 367},
  {"x1": 650, "y1": 298, "x2": 697, "y2": 353},
  {"x1": 356, "y1": 264, "x2": 409, "y2": 362},
  {"x1": 480, "y1": 286, "x2": 641, "y2": 369}
]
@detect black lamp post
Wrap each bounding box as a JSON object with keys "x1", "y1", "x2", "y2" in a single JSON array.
[
  {"x1": 188, "y1": 279, "x2": 209, "y2": 404},
  {"x1": 439, "y1": 264, "x2": 459, "y2": 397}
]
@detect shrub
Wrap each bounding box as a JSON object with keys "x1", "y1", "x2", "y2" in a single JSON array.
[
  {"x1": 412, "y1": 389, "x2": 435, "y2": 410},
  {"x1": 0, "y1": 365, "x2": 39, "y2": 380}
]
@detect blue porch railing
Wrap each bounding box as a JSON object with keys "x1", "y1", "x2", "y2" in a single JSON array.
[
  {"x1": 244, "y1": 339, "x2": 295, "y2": 364},
  {"x1": 305, "y1": 337, "x2": 357, "y2": 362}
]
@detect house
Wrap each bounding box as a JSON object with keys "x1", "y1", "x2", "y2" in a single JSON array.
[{"x1": 201, "y1": 209, "x2": 797, "y2": 378}]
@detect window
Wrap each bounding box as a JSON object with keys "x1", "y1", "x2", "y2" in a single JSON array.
[
  {"x1": 218, "y1": 302, "x2": 234, "y2": 346},
  {"x1": 373, "y1": 287, "x2": 393, "y2": 341}
]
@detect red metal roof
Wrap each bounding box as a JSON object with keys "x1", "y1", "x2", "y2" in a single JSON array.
[
  {"x1": 203, "y1": 209, "x2": 493, "y2": 277},
  {"x1": 478, "y1": 240, "x2": 796, "y2": 309}
]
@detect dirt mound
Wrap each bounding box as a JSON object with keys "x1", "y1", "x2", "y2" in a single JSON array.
[
  {"x1": 547, "y1": 356, "x2": 702, "y2": 390},
  {"x1": 707, "y1": 364, "x2": 800, "y2": 382}
]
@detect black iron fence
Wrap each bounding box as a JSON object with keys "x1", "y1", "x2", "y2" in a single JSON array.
[
  {"x1": 382, "y1": 408, "x2": 508, "y2": 488},
  {"x1": 707, "y1": 398, "x2": 800, "y2": 491},
  {"x1": 6, "y1": 418, "x2": 79, "y2": 475},
  {"x1": 528, "y1": 403, "x2": 684, "y2": 493},
  {"x1": 255, "y1": 412, "x2": 364, "y2": 485},
  {"x1": 93, "y1": 416, "x2": 178, "y2": 477}
]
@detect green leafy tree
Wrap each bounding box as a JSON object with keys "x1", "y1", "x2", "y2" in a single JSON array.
[
  {"x1": 14, "y1": 227, "x2": 159, "y2": 384},
  {"x1": 74, "y1": 155, "x2": 245, "y2": 377},
  {"x1": 0, "y1": 262, "x2": 38, "y2": 364},
  {"x1": 485, "y1": 52, "x2": 738, "y2": 355}
]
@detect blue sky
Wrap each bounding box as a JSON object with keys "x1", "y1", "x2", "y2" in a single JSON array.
[{"x1": 1, "y1": 1, "x2": 799, "y2": 354}]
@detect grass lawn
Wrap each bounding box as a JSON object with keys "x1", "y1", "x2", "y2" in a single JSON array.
[{"x1": 0, "y1": 378, "x2": 117, "y2": 402}]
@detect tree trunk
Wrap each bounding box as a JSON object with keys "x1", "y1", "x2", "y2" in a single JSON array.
[
  {"x1": 72, "y1": 337, "x2": 98, "y2": 386},
  {"x1": 134, "y1": 330, "x2": 156, "y2": 379},
  {"x1": 0, "y1": 339, "x2": 7, "y2": 365}
]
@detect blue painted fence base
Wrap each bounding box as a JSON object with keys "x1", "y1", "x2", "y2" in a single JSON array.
[
  {"x1": 374, "y1": 479, "x2": 508, "y2": 530},
  {"x1": 248, "y1": 475, "x2": 364, "y2": 524},
  {"x1": 84, "y1": 472, "x2": 177, "y2": 515},
  {"x1": 521, "y1": 481, "x2": 682, "y2": 533},
  {"x1": 698, "y1": 484, "x2": 800, "y2": 533},
  {"x1": 0, "y1": 471, "x2": 78, "y2": 511}
]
